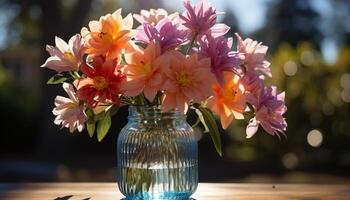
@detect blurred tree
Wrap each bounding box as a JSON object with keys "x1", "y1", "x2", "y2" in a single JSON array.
[
  {"x1": 263, "y1": 0, "x2": 323, "y2": 49},
  {"x1": 0, "y1": 0, "x2": 94, "y2": 157},
  {"x1": 331, "y1": 0, "x2": 350, "y2": 45},
  {"x1": 221, "y1": 8, "x2": 239, "y2": 38},
  {"x1": 268, "y1": 41, "x2": 350, "y2": 174}
]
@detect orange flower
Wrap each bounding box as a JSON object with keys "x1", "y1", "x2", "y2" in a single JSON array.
[
  {"x1": 161, "y1": 52, "x2": 214, "y2": 114},
  {"x1": 120, "y1": 42, "x2": 166, "y2": 102},
  {"x1": 81, "y1": 9, "x2": 134, "y2": 59},
  {"x1": 207, "y1": 73, "x2": 246, "y2": 129}
]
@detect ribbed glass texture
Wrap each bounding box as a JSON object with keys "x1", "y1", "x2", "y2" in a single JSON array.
[{"x1": 117, "y1": 106, "x2": 198, "y2": 200}]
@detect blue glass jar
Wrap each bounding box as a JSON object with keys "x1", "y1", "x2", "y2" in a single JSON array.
[{"x1": 117, "y1": 106, "x2": 198, "y2": 200}]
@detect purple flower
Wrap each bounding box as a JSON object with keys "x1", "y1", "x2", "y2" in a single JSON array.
[
  {"x1": 246, "y1": 86, "x2": 287, "y2": 138},
  {"x1": 241, "y1": 72, "x2": 265, "y2": 107},
  {"x1": 180, "y1": 0, "x2": 229, "y2": 38},
  {"x1": 197, "y1": 35, "x2": 244, "y2": 85},
  {"x1": 236, "y1": 33, "x2": 271, "y2": 77},
  {"x1": 135, "y1": 19, "x2": 188, "y2": 52}
]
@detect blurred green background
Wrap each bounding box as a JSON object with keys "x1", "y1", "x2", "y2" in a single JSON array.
[{"x1": 0, "y1": 0, "x2": 350, "y2": 183}]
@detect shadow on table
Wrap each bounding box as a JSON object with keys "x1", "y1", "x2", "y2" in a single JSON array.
[
  {"x1": 120, "y1": 198, "x2": 196, "y2": 200},
  {"x1": 54, "y1": 196, "x2": 195, "y2": 200},
  {"x1": 54, "y1": 195, "x2": 90, "y2": 200}
]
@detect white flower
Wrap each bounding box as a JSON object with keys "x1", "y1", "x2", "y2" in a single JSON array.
[
  {"x1": 41, "y1": 34, "x2": 84, "y2": 73},
  {"x1": 53, "y1": 83, "x2": 88, "y2": 133},
  {"x1": 133, "y1": 8, "x2": 178, "y2": 26}
]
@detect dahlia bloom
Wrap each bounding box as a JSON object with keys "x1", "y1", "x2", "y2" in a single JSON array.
[
  {"x1": 53, "y1": 83, "x2": 88, "y2": 133},
  {"x1": 236, "y1": 33, "x2": 271, "y2": 77},
  {"x1": 180, "y1": 0, "x2": 229, "y2": 38},
  {"x1": 162, "y1": 52, "x2": 214, "y2": 114},
  {"x1": 207, "y1": 73, "x2": 246, "y2": 129},
  {"x1": 135, "y1": 19, "x2": 188, "y2": 52},
  {"x1": 246, "y1": 86, "x2": 287, "y2": 138},
  {"x1": 241, "y1": 72, "x2": 265, "y2": 107},
  {"x1": 133, "y1": 8, "x2": 178, "y2": 26},
  {"x1": 41, "y1": 34, "x2": 84, "y2": 73},
  {"x1": 121, "y1": 42, "x2": 166, "y2": 102},
  {"x1": 197, "y1": 35, "x2": 245, "y2": 85},
  {"x1": 81, "y1": 9, "x2": 133, "y2": 59},
  {"x1": 75, "y1": 56, "x2": 125, "y2": 108}
]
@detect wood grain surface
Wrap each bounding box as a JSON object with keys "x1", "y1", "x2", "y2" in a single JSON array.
[{"x1": 0, "y1": 183, "x2": 349, "y2": 200}]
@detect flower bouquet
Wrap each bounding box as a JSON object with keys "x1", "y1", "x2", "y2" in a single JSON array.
[{"x1": 41, "y1": 0, "x2": 287, "y2": 199}]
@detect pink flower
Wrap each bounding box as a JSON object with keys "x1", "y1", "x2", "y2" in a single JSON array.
[
  {"x1": 75, "y1": 56, "x2": 125, "y2": 108},
  {"x1": 41, "y1": 34, "x2": 84, "y2": 73},
  {"x1": 133, "y1": 8, "x2": 178, "y2": 26},
  {"x1": 161, "y1": 52, "x2": 214, "y2": 114},
  {"x1": 180, "y1": 0, "x2": 229, "y2": 38},
  {"x1": 236, "y1": 33, "x2": 271, "y2": 77},
  {"x1": 246, "y1": 86, "x2": 287, "y2": 138},
  {"x1": 135, "y1": 19, "x2": 188, "y2": 52},
  {"x1": 53, "y1": 83, "x2": 88, "y2": 133},
  {"x1": 197, "y1": 35, "x2": 244, "y2": 85},
  {"x1": 207, "y1": 73, "x2": 246, "y2": 129},
  {"x1": 241, "y1": 72, "x2": 265, "y2": 107},
  {"x1": 120, "y1": 42, "x2": 166, "y2": 102}
]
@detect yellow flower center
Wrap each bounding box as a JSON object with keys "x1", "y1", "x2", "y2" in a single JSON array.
[
  {"x1": 66, "y1": 102, "x2": 78, "y2": 109},
  {"x1": 98, "y1": 32, "x2": 114, "y2": 44},
  {"x1": 271, "y1": 113, "x2": 279, "y2": 120},
  {"x1": 64, "y1": 51, "x2": 76, "y2": 62},
  {"x1": 223, "y1": 87, "x2": 238, "y2": 100},
  {"x1": 176, "y1": 71, "x2": 192, "y2": 87},
  {"x1": 140, "y1": 61, "x2": 153, "y2": 75},
  {"x1": 93, "y1": 76, "x2": 108, "y2": 90}
]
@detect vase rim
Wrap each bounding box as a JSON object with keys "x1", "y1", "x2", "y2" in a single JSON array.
[{"x1": 128, "y1": 105, "x2": 186, "y2": 119}]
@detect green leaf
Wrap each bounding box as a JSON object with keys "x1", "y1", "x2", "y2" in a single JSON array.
[
  {"x1": 120, "y1": 54, "x2": 127, "y2": 65},
  {"x1": 194, "y1": 108, "x2": 209, "y2": 132},
  {"x1": 86, "y1": 109, "x2": 94, "y2": 118},
  {"x1": 97, "y1": 112, "x2": 111, "y2": 142},
  {"x1": 198, "y1": 106, "x2": 222, "y2": 156},
  {"x1": 47, "y1": 74, "x2": 68, "y2": 84},
  {"x1": 85, "y1": 109, "x2": 96, "y2": 138},
  {"x1": 69, "y1": 71, "x2": 81, "y2": 79},
  {"x1": 86, "y1": 121, "x2": 95, "y2": 138}
]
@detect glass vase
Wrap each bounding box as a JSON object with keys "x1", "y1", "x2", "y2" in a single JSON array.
[{"x1": 117, "y1": 106, "x2": 198, "y2": 200}]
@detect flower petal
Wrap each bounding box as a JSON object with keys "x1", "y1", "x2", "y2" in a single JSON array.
[
  {"x1": 55, "y1": 36, "x2": 69, "y2": 53},
  {"x1": 246, "y1": 117, "x2": 259, "y2": 138}
]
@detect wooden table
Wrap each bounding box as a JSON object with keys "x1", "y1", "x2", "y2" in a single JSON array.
[{"x1": 0, "y1": 183, "x2": 349, "y2": 200}]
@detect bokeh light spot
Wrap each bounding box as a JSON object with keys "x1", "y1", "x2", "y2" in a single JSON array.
[
  {"x1": 340, "y1": 73, "x2": 350, "y2": 89},
  {"x1": 307, "y1": 129, "x2": 323, "y2": 147},
  {"x1": 282, "y1": 153, "x2": 299, "y2": 170},
  {"x1": 300, "y1": 50, "x2": 315, "y2": 66},
  {"x1": 341, "y1": 89, "x2": 350, "y2": 103},
  {"x1": 327, "y1": 88, "x2": 343, "y2": 106},
  {"x1": 227, "y1": 126, "x2": 245, "y2": 141},
  {"x1": 283, "y1": 60, "x2": 298, "y2": 76},
  {"x1": 322, "y1": 102, "x2": 335, "y2": 116}
]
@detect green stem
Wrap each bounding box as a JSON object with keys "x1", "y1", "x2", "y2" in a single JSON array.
[
  {"x1": 152, "y1": 91, "x2": 162, "y2": 107},
  {"x1": 191, "y1": 116, "x2": 201, "y2": 128},
  {"x1": 186, "y1": 33, "x2": 198, "y2": 55},
  {"x1": 69, "y1": 71, "x2": 81, "y2": 79},
  {"x1": 134, "y1": 94, "x2": 145, "y2": 106},
  {"x1": 74, "y1": 71, "x2": 81, "y2": 78}
]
